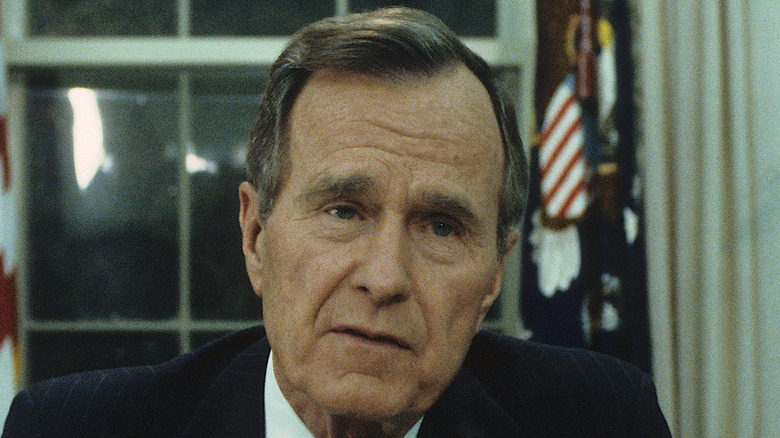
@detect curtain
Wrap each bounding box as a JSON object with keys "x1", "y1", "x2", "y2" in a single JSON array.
[{"x1": 637, "y1": 1, "x2": 779, "y2": 436}]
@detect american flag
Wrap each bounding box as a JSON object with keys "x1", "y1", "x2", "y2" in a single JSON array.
[
  {"x1": 539, "y1": 74, "x2": 590, "y2": 221},
  {"x1": 0, "y1": 36, "x2": 20, "y2": 428}
]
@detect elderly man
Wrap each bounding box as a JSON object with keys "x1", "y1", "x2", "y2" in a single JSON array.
[{"x1": 2, "y1": 7, "x2": 671, "y2": 438}]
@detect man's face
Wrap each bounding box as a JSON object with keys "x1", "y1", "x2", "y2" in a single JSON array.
[{"x1": 240, "y1": 65, "x2": 513, "y2": 423}]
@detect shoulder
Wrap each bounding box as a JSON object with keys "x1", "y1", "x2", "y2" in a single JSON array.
[
  {"x1": 461, "y1": 330, "x2": 670, "y2": 437},
  {"x1": 2, "y1": 326, "x2": 268, "y2": 438},
  {"x1": 466, "y1": 330, "x2": 648, "y2": 390}
]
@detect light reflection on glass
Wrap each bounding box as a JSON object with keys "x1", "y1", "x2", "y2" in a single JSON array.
[
  {"x1": 68, "y1": 88, "x2": 105, "y2": 190},
  {"x1": 185, "y1": 152, "x2": 218, "y2": 174}
]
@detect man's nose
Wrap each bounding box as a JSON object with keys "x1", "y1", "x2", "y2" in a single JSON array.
[{"x1": 354, "y1": 218, "x2": 413, "y2": 306}]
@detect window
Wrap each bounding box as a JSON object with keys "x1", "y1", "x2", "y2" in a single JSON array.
[{"x1": 5, "y1": 0, "x2": 535, "y2": 385}]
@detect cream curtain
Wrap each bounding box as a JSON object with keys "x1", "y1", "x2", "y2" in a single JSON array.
[{"x1": 637, "y1": 1, "x2": 779, "y2": 437}]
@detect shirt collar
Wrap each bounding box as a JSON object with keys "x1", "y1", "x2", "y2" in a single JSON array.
[{"x1": 264, "y1": 352, "x2": 422, "y2": 437}]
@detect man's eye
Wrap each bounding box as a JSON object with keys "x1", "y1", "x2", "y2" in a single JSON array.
[
  {"x1": 327, "y1": 206, "x2": 358, "y2": 220},
  {"x1": 431, "y1": 220, "x2": 456, "y2": 237}
]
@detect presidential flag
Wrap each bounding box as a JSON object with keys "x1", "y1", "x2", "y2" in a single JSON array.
[{"x1": 521, "y1": 0, "x2": 651, "y2": 372}]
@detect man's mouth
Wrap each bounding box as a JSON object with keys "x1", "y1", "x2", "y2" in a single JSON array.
[{"x1": 332, "y1": 326, "x2": 412, "y2": 350}]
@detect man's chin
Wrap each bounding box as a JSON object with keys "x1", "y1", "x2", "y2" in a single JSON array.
[{"x1": 312, "y1": 379, "x2": 426, "y2": 423}]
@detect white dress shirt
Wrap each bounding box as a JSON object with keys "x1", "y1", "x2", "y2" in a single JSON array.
[{"x1": 264, "y1": 352, "x2": 423, "y2": 437}]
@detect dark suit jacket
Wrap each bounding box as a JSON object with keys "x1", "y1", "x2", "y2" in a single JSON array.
[{"x1": 2, "y1": 326, "x2": 671, "y2": 437}]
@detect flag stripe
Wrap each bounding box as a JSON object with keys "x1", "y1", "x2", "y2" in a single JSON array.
[
  {"x1": 558, "y1": 178, "x2": 588, "y2": 218},
  {"x1": 539, "y1": 74, "x2": 590, "y2": 220},
  {"x1": 541, "y1": 94, "x2": 577, "y2": 144},
  {"x1": 545, "y1": 157, "x2": 588, "y2": 217},
  {"x1": 540, "y1": 118, "x2": 582, "y2": 179},
  {"x1": 540, "y1": 97, "x2": 581, "y2": 164},
  {"x1": 543, "y1": 147, "x2": 585, "y2": 206}
]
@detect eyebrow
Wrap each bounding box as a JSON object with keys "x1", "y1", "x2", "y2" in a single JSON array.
[
  {"x1": 298, "y1": 174, "x2": 378, "y2": 204},
  {"x1": 414, "y1": 192, "x2": 483, "y2": 235},
  {"x1": 297, "y1": 173, "x2": 485, "y2": 234}
]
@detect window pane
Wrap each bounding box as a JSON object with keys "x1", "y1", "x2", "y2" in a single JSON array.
[
  {"x1": 191, "y1": 0, "x2": 334, "y2": 36},
  {"x1": 189, "y1": 73, "x2": 263, "y2": 320},
  {"x1": 27, "y1": 331, "x2": 178, "y2": 384},
  {"x1": 28, "y1": 0, "x2": 177, "y2": 36},
  {"x1": 350, "y1": 0, "x2": 497, "y2": 37},
  {"x1": 27, "y1": 84, "x2": 180, "y2": 320}
]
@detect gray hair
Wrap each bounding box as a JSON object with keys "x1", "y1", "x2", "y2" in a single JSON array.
[{"x1": 246, "y1": 7, "x2": 528, "y2": 255}]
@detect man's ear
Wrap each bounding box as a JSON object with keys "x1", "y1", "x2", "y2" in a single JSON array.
[
  {"x1": 476, "y1": 230, "x2": 520, "y2": 328},
  {"x1": 239, "y1": 181, "x2": 265, "y2": 297}
]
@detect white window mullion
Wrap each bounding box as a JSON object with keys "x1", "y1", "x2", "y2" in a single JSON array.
[
  {"x1": 335, "y1": 0, "x2": 349, "y2": 16},
  {"x1": 1, "y1": 0, "x2": 27, "y2": 38},
  {"x1": 177, "y1": 71, "x2": 193, "y2": 353},
  {"x1": 178, "y1": 0, "x2": 191, "y2": 37}
]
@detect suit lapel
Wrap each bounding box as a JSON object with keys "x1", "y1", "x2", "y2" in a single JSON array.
[
  {"x1": 418, "y1": 368, "x2": 522, "y2": 437},
  {"x1": 179, "y1": 331, "x2": 522, "y2": 437},
  {"x1": 181, "y1": 337, "x2": 270, "y2": 438}
]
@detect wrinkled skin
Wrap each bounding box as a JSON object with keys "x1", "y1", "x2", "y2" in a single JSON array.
[{"x1": 240, "y1": 65, "x2": 516, "y2": 437}]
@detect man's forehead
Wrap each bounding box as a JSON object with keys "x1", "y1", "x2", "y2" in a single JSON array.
[{"x1": 289, "y1": 66, "x2": 504, "y2": 166}]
